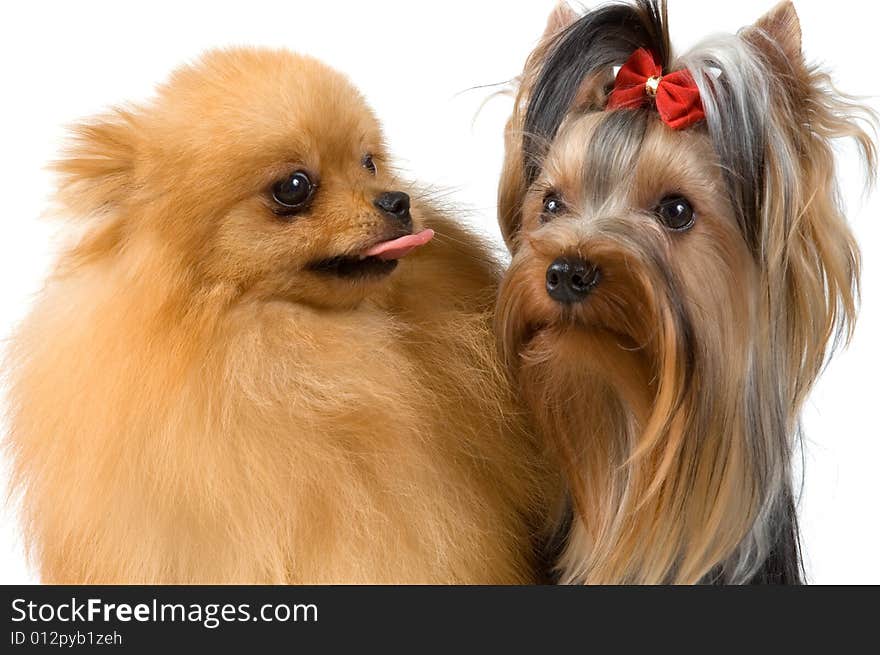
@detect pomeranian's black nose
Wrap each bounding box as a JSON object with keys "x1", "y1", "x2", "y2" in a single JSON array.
[
  {"x1": 374, "y1": 191, "x2": 412, "y2": 226},
  {"x1": 546, "y1": 256, "x2": 600, "y2": 303}
]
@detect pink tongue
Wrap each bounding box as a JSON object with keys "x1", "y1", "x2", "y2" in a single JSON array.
[{"x1": 363, "y1": 228, "x2": 435, "y2": 261}]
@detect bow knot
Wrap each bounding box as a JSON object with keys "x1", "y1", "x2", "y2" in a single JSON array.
[{"x1": 607, "y1": 48, "x2": 705, "y2": 130}]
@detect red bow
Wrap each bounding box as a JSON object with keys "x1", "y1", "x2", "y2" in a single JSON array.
[{"x1": 606, "y1": 48, "x2": 705, "y2": 130}]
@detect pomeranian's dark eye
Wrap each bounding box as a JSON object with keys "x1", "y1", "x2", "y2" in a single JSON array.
[
  {"x1": 655, "y1": 195, "x2": 695, "y2": 231},
  {"x1": 541, "y1": 193, "x2": 564, "y2": 223},
  {"x1": 362, "y1": 154, "x2": 377, "y2": 175},
  {"x1": 272, "y1": 171, "x2": 314, "y2": 213}
]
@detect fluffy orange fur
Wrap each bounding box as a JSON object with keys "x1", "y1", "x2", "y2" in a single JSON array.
[{"x1": 4, "y1": 49, "x2": 548, "y2": 583}]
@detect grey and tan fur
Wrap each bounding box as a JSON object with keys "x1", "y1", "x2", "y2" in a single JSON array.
[{"x1": 497, "y1": 0, "x2": 876, "y2": 583}]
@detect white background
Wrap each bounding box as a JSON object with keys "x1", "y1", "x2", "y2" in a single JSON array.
[{"x1": 0, "y1": 0, "x2": 877, "y2": 584}]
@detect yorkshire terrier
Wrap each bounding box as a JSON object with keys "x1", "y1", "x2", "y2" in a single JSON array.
[
  {"x1": 497, "y1": 0, "x2": 876, "y2": 583},
  {"x1": 4, "y1": 49, "x2": 546, "y2": 583}
]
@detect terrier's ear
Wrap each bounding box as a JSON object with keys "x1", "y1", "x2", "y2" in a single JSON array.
[
  {"x1": 54, "y1": 109, "x2": 139, "y2": 218},
  {"x1": 499, "y1": 3, "x2": 580, "y2": 247},
  {"x1": 745, "y1": 1, "x2": 802, "y2": 63},
  {"x1": 541, "y1": 1, "x2": 578, "y2": 42}
]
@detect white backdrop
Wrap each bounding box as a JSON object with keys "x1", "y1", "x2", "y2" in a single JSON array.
[{"x1": 1, "y1": 0, "x2": 877, "y2": 584}]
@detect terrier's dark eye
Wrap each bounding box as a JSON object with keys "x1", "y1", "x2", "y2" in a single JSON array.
[
  {"x1": 362, "y1": 154, "x2": 377, "y2": 175},
  {"x1": 541, "y1": 193, "x2": 564, "y2": 223},
  {"x1": 272, "y1": 171, "x2": 314, "y2": 214},
  {"x1": 655, "y1": 195, "x2": 695, "y2": 231}
]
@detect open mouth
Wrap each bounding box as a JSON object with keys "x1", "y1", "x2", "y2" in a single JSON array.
[{"x1": 309, "y1": 229, "x2": 434, "y2": 278}]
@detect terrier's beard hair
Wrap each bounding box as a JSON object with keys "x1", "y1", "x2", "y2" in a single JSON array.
[
  {"x1": 497, "y1": 0, "x2": 877, "y2": 583},
  {"x1": 498, "y1": 200, "x2": 763, "y2": 584}
]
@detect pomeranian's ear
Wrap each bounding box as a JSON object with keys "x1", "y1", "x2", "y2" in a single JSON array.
[
  {"x1": 53, "y1": 109, "x2": 139, "y2": 218},
  {"x1": 743, "y1": 1, "x2": 802, "y2": 65}
]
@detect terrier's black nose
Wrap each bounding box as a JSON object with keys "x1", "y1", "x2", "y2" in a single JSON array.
[
  {"x1": 546, "y1": 256, "x2": 600, "y2": 303},
  {"x1": 374, "y1": 191, "x2": 411, "y2": 225}
]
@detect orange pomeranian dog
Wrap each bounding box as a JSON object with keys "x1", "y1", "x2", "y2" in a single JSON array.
[{"x1": 3, "y1": 49, "x2": 547, "y2": 584}]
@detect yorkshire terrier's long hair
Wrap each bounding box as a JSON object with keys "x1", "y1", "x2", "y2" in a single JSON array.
[{"x1": 497, "y1": 0, "x2": 876, "y2": 583}]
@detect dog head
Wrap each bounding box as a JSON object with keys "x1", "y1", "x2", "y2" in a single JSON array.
[{"x1": 56, "y1": 49, "x2": 434, "y2": 310}]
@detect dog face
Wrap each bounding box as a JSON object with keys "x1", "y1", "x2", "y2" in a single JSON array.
[
  {"x1": 58, "y1": 49, "x2": 433, "y2": 309},
  {"x1": 497, "y1": 0, "x2": 874, "y2": 583},
  {"x1": 500, "y1": 110, "x2": 753, "y2": 386}
]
